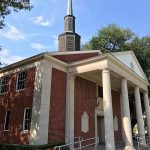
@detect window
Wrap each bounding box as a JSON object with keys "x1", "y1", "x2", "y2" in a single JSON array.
[
  {"x1": 130, "y1": 62, "x2": 134, "y2": 71},
  {"x1": 4, "y1": 110, "x2": 10, "y2": 130},
  {"x1": 16, "y1": 71, "x2": 27, "y2": 90},
  {"x1": 97, "y1": 86, "x2": 103, "y2": 98},
  {"x1": 23, "y1": 108, "x2": 31, "y2": 131},
  {"x1": 0, "y1": 76, "x2": 9, "y2": 94}
]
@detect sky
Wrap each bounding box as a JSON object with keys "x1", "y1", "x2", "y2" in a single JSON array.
[{"x1": 0, "y1": 0, "x2": 150, "y2": 66}]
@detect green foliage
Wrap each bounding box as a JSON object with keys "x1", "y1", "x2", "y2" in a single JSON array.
[
  {"x1": 128, "y1": 36, "x2": 150, "y2": 77},
  {"x1": 0, "y1": 143, "x2": 65, "y2": 150},
  {"x1": 82, "y1": 24, "x2": 150, "y2": 77},
  {"x1": 82, "y1": 24, "x2": 134, "y2": 53},
  {"x1": 0, "y1": 0, "x2": 32, "y2": 29}
]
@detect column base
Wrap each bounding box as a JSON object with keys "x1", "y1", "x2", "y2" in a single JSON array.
[{"x1": 124, "y1": 146, "x2": 136, "y2": 150}]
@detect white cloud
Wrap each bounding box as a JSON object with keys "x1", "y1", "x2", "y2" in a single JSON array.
[
  {"x1": 31, "y1": 16, "x2": 54, "y2": 27},
  {"x1": 0, "y1": 49, "x2": 24, "y2": 66},
  {"x1": 31, "y1": 42, "x2": 52, "y2": 51},
  {"x1": 0, "y1": 24, "x2": 25, "y2": 40}
]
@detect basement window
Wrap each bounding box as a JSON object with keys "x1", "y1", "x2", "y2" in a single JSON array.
[
  {"x1": 16, "y1": 71, "x2": 27, "y2": 91},
  {"x1": 23, "y1": 108, "x2": 31, "y2": 131},
  {"x1": 4, "y1": 110, "x2": 11, "y2": 131},
  {"x1": 0, "y1": 76, "x2": 9, "y2": 95}
]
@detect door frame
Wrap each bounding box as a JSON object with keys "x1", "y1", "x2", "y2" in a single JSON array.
[{"x1": 95, "y1": 108, "x2": 104, "y2": 141}]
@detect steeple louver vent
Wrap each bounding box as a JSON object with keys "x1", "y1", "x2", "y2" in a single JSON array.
[{"x1": 66, "y1": 36, "x2": 75, "y2": 51}]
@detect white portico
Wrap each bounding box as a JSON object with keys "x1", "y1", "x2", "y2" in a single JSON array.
[{"x1": 65, "y1": 52, "x2": 150, "y2": 150}]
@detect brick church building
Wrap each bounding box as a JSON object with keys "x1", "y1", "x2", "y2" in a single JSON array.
[{"x1": 0, "y1": 0, "x2": 150, "y2": 150}]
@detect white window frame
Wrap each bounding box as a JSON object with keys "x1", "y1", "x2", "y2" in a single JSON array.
[
  {"x1": 16, "y1": 71, "x2": 27, "y2": 91},
  {"x1": 4, "y1": 110, "x2": 10, "y2": 131},
  {"x1": 23, "y1": 108, "x2": 31, "y2": 132},
  {"x1": 0, "y1": 76, "x2": 8, "y2": 95}
]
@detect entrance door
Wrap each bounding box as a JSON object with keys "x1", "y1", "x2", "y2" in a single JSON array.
[{"x1": 97, "y1": 116, "x2": 105, "y2": 144}]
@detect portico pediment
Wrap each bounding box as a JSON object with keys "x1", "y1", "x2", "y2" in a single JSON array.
[{"x1": 112, "y1": 51, "x2": 147, "y2": 81}]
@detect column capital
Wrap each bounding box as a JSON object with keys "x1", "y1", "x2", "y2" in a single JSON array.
[
  {"x1": 134, "y1": 86, "x2": 140, "y2": 91},
  {"x1": 121, "y1": 77, "x2": 127, "y2": 82},
  {"x1": 102, "y1": 68, "x2": 110, "y2": 73},
  {"x1": 144, "y1": 91, "x2": 149, "y2": 95},
  {"x1": 67, "y1": 72, "x2": 75, "y2": 80}
]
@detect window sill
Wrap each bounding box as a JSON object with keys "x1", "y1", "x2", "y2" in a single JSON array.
[
  {"x1": 0, "y1": 93, "x2": 7, "y2": 96},
  {"x1": 16, "y1": 89, "x2": 25, "y2": 93},
  {"x1": 21, "y1": 130, "x2": 29, "y2": 134},
  {"x1": 4, "y1": 130, "x2": 9, "y2": 132}
]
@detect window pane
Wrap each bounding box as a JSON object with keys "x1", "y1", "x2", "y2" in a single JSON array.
[
  {"x1": 98, "y1": 86, "x2": 103, "y2": 98},
  {"x1": 0, "y1": 76, "x2": 9, "y2": 94},
  {"x1": 17, "y1": 71, "x2": 27, "y2": 90},
  {"x1": 4, "y1": 111, "x2": 10, "y2": 130},
  {"x1": 23, "y1": 108, "x2": 31, "y2": 131}
]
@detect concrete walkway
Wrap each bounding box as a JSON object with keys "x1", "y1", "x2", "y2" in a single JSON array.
[{"x1": 82, "y1": 142, "x2": 149, "y2": 150}]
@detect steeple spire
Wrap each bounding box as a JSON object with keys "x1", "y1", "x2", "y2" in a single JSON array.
[
  {"x1": 58, "y1": 0, "x2": 81, "y2": 52},
  {"x1": 67, "y1": 0, "x2": 73, "y2": 15}
]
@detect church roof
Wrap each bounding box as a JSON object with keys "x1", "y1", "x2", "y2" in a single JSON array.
[{"x1": 0, "y1": 50, "x2": 148, "y2": 85}]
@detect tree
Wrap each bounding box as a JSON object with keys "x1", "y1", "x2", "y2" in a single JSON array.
[
  {"x1": 82, "y1": 24, "x2": 134, "y2": 53},
  {"x1": 0, "y1": 0, "x2": 32, "y2": 29},
  {"x1": 128, "y1": 36, "x2": 150, "y2": 77},
  {"x1": 82, "y1": 24, "x2": 150, "y2": 78}
]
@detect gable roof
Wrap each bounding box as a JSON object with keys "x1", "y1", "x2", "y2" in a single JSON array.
[
  {"x1": 50, "y1": 50, "x2": 101, "y2": 63},
  {"x1": 0, "y1": 50, "x2": 148, "y2": 84},
  {"x1": 111, "y1": 51, "x2": 148, "y2": 81}
]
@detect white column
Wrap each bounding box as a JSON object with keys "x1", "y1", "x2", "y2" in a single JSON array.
[
  {"x1": 65, "y1": 72, "x2": 75, "y2": 145},
  {"x1": 144, "y1": 92, "x2": 150, "y2": 143},
  {"x1": 30, "y1": 60, "x2": 52, "y2": 145},
  {"x1": 121, "y1": 79, "x2": 135, "y2": 150},
  {"x1": 102, "y1": 68, "x2": 115, "y2": 150},
  {"x1": 134, "y1": 87, "x2": 146, "y2": 145}
]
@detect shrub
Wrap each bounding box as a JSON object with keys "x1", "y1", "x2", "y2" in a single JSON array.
[{"x1": 0, "y1": 143, "x2": 65, "y2": 150}]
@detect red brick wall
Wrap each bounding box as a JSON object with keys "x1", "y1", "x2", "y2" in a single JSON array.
[
  {"x1": 48, "y1": 68, "x2": 66, "y2": 143},
  {"x1": 0, "y1": 67, "x2": 36, "y2": 144},
  {"x1": 53, "y1": 53, "x2": 99, "y2": 63},
  {"x1": 74, "y1": 77, "x2": 122, "y2": 142},
  {"x1": 74, "y1": 77, "x2": 97, "y2": 139},
  {"x1": 112, "y1": 91, "x2": 122, "y2": 142}
]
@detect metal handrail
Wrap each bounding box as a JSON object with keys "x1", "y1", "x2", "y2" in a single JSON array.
[
  {"x1": 133, "y1": 135, "x2": 150, "y2": 150},
  {"x1": 54, "y1": 137, "x2": 99, "y2": 150},
  {"x1": 74, "y1": 136, "x2": 83, "y2": 142}
]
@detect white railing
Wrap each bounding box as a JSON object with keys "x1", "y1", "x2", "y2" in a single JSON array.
[
  {"x1": 54, "y1": 137, "x2": 99, "y2": 150},
  {"x1": 133, "y1": 135, "x2": 150, "y2": 150},
  {"x1": 74, "y1": 136, "x2": 83, "y2": 142}
]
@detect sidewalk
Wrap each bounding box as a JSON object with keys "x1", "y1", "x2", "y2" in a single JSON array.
[{"x1": 82, "y1": 142, "x2": 149, "y2": 150}]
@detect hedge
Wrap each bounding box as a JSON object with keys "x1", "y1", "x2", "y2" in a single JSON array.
[{"x1": 0, "y1": 143, "x2": 65, "y2": 150}]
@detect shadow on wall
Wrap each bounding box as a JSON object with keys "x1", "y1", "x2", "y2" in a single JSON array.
[{"x1": 0, "y1": 66, "x2": 36, "y2": 144}]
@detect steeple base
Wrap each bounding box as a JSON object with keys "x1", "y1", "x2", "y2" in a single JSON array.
[{"x1": 58, "y1": 32, "x2": 80, "y2": 52}]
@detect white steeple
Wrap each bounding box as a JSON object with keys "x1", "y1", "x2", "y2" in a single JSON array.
[{"x1": 67, "y1": 0, "x2": 73, "y2": 15}]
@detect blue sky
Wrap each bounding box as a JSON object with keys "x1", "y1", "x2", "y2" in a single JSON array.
[{"x1": 0, "y1": 0, "x2": 150, "y2": 65}]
